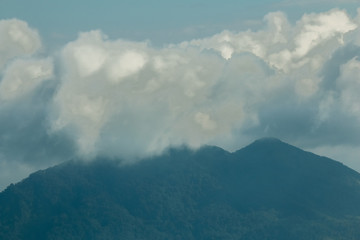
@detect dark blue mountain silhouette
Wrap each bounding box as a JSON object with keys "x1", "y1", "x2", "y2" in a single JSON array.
[{"x1": 1, "y1": 138, "x2": 360, "y2": 239}]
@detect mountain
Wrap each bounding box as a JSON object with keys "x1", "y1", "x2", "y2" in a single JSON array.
[{"x1": 1, "y1": 138, "x2": 360, "y2": 239}]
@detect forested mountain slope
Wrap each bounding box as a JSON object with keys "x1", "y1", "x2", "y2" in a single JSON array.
[{"x1": 1, "y1": 138, "x2": 360, "y2": 239}]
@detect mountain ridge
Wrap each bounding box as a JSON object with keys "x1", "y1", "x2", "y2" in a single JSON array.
[{"x1": 1, "y1": 138, "x2": 360, "y2": 239}]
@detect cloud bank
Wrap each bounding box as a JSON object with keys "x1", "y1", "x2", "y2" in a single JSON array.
[{"x1": 1, "y1": 9, "x2": 360, "y2": 184}]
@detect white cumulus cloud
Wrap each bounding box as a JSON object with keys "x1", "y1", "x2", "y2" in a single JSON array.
[
  {"x1": 1, "y1": 8, "x2": 360, "y2": 171},
  {"x1": 45, "y1": 8, "x2": 360, "y2": 161},
  {"x1": 0, "y1": 19, "x2": 41, "y2": 70},
  {"x1": 0, "y1": 58, "x2": 53, "y2": 101}
]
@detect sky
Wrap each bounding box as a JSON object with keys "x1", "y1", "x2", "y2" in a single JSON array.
[{"x1": 1, "y1": 0, "x2": 360, "y2": 190}]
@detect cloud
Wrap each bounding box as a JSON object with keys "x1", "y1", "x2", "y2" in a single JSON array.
[
  {"x1": 0, "y1": 58, "x2": 53, "y2": 101},
  {"x1": 51, "y1": 30, "x2": 242, "y2": 157},
  {"x1": 292, "y1": 10, "x2": 356, "y2": 57},
  {"x1": 0, "y1": 19, "x2": 75, "y2": 189},
  {"x1": 2, "y1": 8, "x2": 360, "y2": 190},
  {"x1": 185, "y1": 10, "x2": 357, "y2": 74},
  {"x1": 107, "y1": 51, "x2": 147, "y2": 82},
  {"x1": 0, "y1": 19, "x2": 41, "y2": 70},
  {"x1": 337, "y1": 57, "x2": 360, "y2": 118},
  {"x1": 46, "y1": 9, "x2": 360, "y2": 161}
]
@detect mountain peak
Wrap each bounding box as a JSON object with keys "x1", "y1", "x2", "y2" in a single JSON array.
[
  {"x1": 253, "y1": 137, "x2": 283, "y2": 144},
  {"x1": 233, "y1": 137, "x2": 313, "y2": 163},
  {"x1": 236, "y1": 137, "x2": 293, "y2": 153}
]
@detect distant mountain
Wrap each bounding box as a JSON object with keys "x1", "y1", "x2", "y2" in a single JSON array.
[{"x1": 1, "y1": 138, "x2": 360, "y2": 239}]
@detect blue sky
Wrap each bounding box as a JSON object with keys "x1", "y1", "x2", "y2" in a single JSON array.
[
  {"x1": 0, "y1": 0, "x2": 360, "y2": 190},
  {"x1": 1, "y1": 0, "x2": 359, "y2": 45}
]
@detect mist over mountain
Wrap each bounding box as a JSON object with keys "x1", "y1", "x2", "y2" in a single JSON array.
[
  {"x1": 2, "y1": 7, "x2": 360, "y2": 191},
  {"x1": 1, "y1": 138, "x2": 360, "y2": 239}
]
